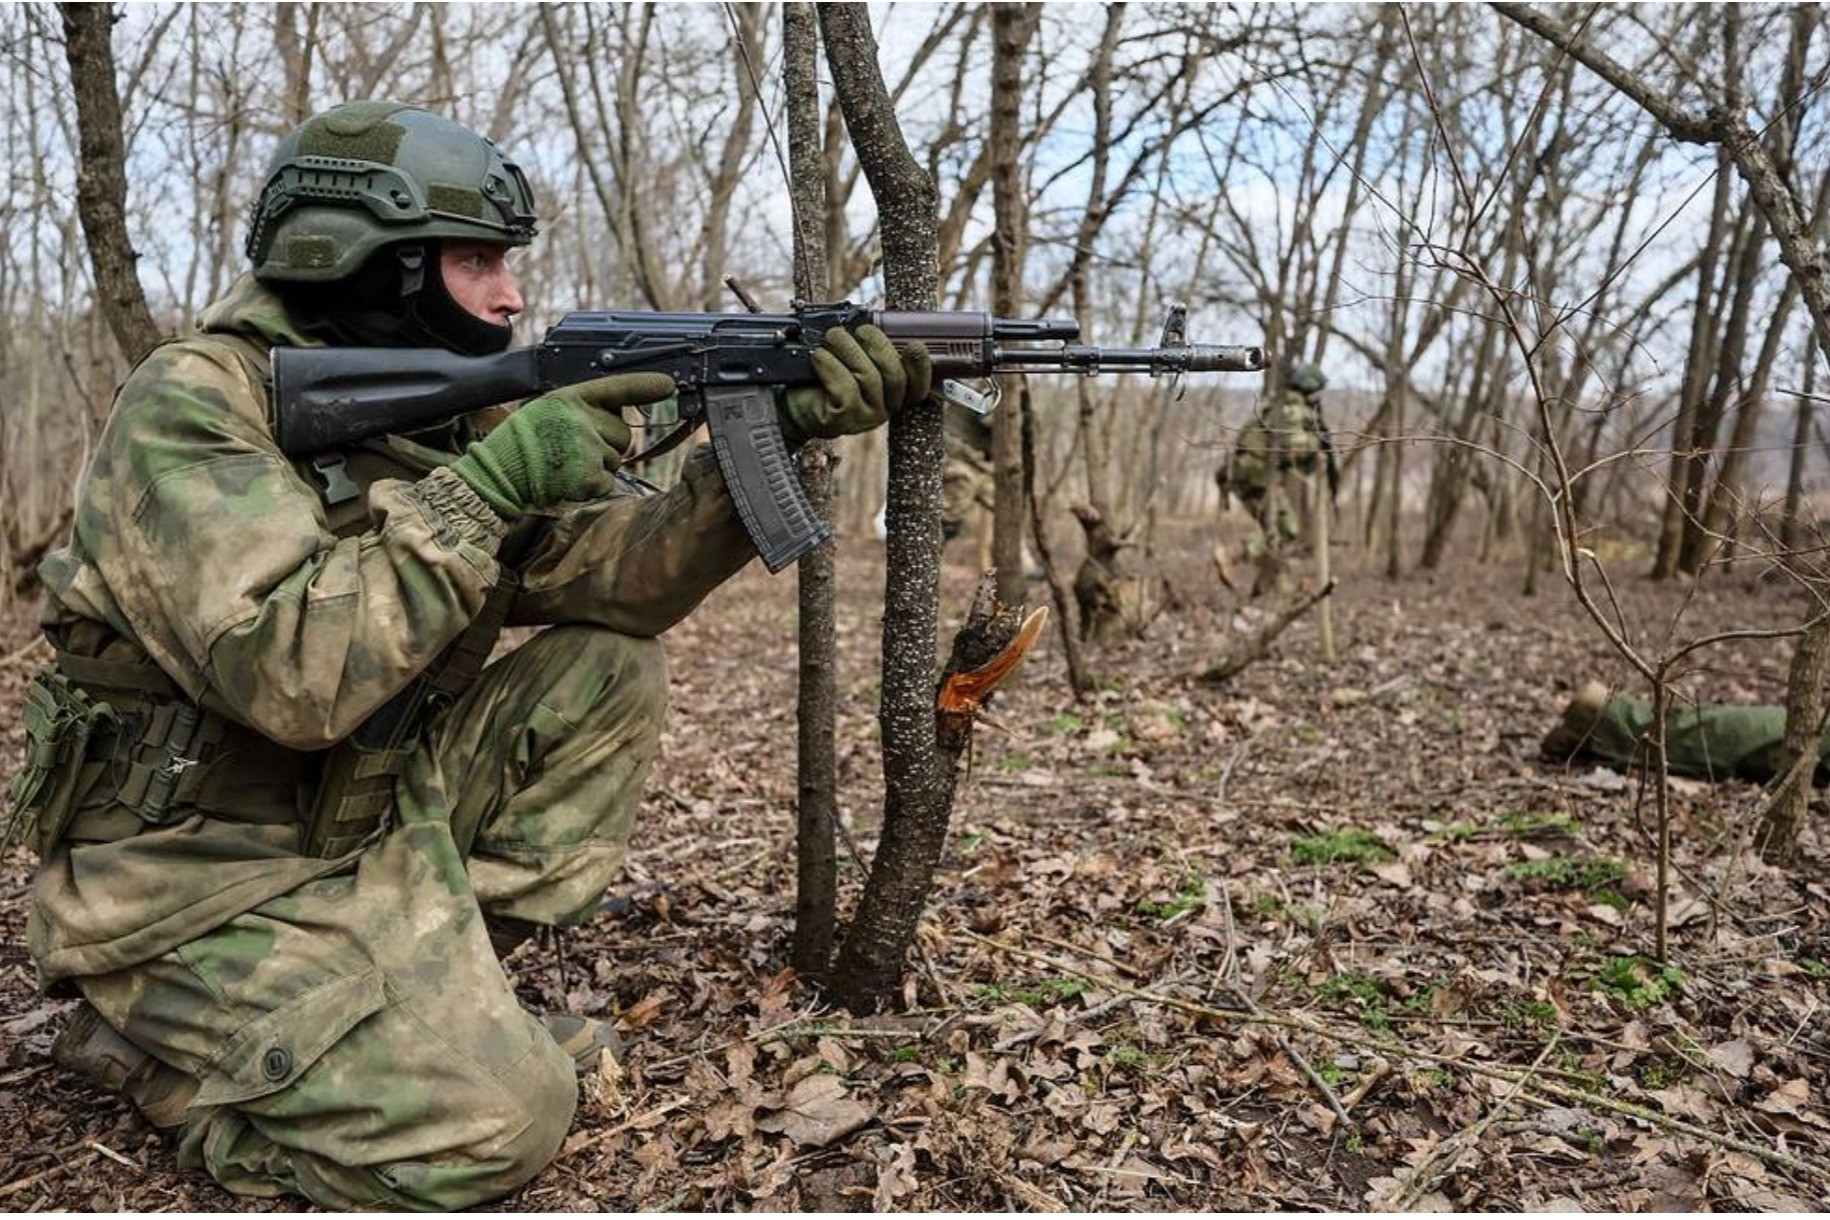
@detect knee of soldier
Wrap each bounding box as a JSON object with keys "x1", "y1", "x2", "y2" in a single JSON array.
[
  {"x1": 473, "y1": 1041, "x2": 578, "y2": 1201},
  {"x1": 520, "y1": 625, "x2": 669, "y2": 735},
  {"x1": 375, "y1": 1040, "x2": 578, "y2": 1211}
]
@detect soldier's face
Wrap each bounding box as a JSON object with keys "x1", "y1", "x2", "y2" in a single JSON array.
[{"x1": 442, "y1": 240, "x2": 525, "y2": 329}]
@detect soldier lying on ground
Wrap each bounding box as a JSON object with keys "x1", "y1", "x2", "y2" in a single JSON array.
[
  {"x1": 9, "y1": 102, "x2": 932, "y2": 1210},
  {"x1": 1542, "y1": 681, "x2": 1829, "y2": 784}
]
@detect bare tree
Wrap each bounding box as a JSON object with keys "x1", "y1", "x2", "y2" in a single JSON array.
[
  {"x1": 783, "y1": 1, "x2": 839, "y2": 981},
  {"x1": 818, "y1": 3, "x2": 1026, "y2": 1012},
  {"x1": 987, "y1": 2, "x2": 1039, "y2": 609},
  {"x1": 59, "y1": 3, "x2": 161, "y2": 365}
]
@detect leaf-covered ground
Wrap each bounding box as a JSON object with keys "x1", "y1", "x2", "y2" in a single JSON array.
[{"x1": 2, "y1": 527, "x2": 1827, "y2": 1210}]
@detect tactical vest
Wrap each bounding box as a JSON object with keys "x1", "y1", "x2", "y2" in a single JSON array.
[{"x1": 7, "y1": 332, "x2": 517, "y2": 860}]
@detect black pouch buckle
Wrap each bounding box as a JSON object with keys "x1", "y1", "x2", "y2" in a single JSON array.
[{"x1": 114, "y1": 699, "x2": 212, "y2": 825}]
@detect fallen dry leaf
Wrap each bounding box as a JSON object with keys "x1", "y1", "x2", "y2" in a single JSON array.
[{"x1": 754, "y1": 1073, "x2": 874, "y2": 1149}]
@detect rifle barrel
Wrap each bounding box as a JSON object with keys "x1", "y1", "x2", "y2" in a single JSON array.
[{"x1": 989, "y1": 343, "x2": 1264, "y2": 375}]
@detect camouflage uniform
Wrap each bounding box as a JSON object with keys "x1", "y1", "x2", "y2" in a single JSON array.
[
  {"x1": 22, "y1": 274, "x2": 756, "y2": 1208},
  {"x1": 942, "y1": 401, "x2": 995, "y2": 542},
  {"x1": 1547, "y1": 688, "x2": 1829, "y2": 784},
  {"x1": 1224, "y1": 388, "x2": 1323, "y2": 558}
]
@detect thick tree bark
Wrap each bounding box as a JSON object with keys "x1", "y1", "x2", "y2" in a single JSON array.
[
  {"x1": 1757, "y1": 612, "x2": 1829, "y2": 867},
  {"x1": 59, "y1": 3, "x2": 161, "y2": 366},
  {"x1": 988, "y1": 3, "x2": 1038, "y2": 609},
  {"x1": 784, "y1": 2, "x2": 839, "y2": 982},
  {"x1": 818, "y1": 4, "x2": 952, "y2": 1012}
]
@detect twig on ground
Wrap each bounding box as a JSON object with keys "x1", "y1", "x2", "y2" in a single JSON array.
[
  {"x1": 557, "y1": 1099, "x2": 688, "y2": 1162},
  {"x1": 960, "y1": 930, "x2": 1830, "y2": 1186},
  {"x1": 710, "y1": 846, "x2": 771, "y2": 883},
  {"x1": 1214, "y1": 733, "x2": 1256, "y2": 809},
  {"x1": 1386, "y1": 1033, "x2": 1560, "y2": 1209},
  {"x1": 83, "y1": 1139, "x2": 141, "y2": 1172},
  {"x1": 0, "y1": 1150, "x2": 99, "y2": 1200},
  {"x1": 1197, "y1": 579, "x2": 1336, "y2": 685},
  {"x1": 1215, "y1": 877, "x2": 1352, "y2": 1132},
  {"x1": 1024, "y1": 929, "x2": 1145, "y2": 980}
]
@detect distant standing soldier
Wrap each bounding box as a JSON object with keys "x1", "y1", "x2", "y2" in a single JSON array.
[{"x1": 1216, "y1": 360, "x2": 1332, "y2": 590}]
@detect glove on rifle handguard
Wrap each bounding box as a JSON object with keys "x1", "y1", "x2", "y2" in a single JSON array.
[
  {"x1": 778, "y1": 324, "x2": 933, "y2": 447},
  {"x1": 448, "y1": 372, "x2": 676, "y2": 518}
]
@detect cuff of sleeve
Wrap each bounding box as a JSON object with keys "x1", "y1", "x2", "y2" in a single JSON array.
[{"x1": 416, "y1": 465, "x2": 510, "y2": 549}]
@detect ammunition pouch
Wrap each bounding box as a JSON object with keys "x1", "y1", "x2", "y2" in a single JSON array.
[
  {"x1": 6, "y1": 668, "x2": 118, "y2": 857},
  {"x1": 11, "y1": 650, "x2": 309, "y2": 855}
]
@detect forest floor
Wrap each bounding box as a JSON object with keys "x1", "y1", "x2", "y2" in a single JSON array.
[{"x1": 1, "y1": 521, "x2": 1827, "y2": 1211}]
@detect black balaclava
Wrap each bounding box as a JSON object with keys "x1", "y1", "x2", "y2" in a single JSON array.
[{"x1": 286, "y1": 240, "x2": 514, "y2": 357}]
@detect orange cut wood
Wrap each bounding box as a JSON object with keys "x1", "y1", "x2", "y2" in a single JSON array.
[{"x1": 936, "y1": 606, "x2": 1050, "y2": 715}]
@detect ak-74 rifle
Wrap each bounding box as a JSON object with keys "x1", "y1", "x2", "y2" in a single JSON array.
[{"x1": 272, "y1": 301, "x2": 1264, "y2": 571}]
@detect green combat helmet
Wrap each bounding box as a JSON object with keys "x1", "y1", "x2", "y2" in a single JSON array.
[
  {"x1": 1286, "y1": 360, "x2": 1327, "y2": 395},
  {"x1": 246, "y1": 100, "x2": 537, "y2": 284}
]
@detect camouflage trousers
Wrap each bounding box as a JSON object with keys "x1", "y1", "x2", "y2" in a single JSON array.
[
  {"x1": 1576, "y1": 692, "x2": 1827, "y2": 784},
  {"x1": 75, "y1": 625, "x2": 666, "y2": 1210},
  {"x1": 942, "y1": 449, "x2": 994, "y2": 542},
  {"x1": 1234, "y1": 473, "x2": 1311, "y2": 561}
]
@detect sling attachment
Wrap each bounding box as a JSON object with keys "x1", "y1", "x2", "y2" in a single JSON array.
[{"x1": 300, "y1": 569, "x2": 522, "y2": 858}]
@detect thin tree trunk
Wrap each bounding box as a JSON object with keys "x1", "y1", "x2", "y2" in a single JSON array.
[
  {"x1": 784, "y1": 1, "x2": 839, "y2": 983},
  {"x1": 819, "y1": 3, "x2": 953, "y2": 1013},
  {"x1": 1677, "y1": 206, "x2": 1763, "y2": 574},
  {"x1": 988, "y1": 2, "x2": 1037, "y2": 608},
  {"x1": 1653, "y1": 159, "x2": 1734, "y2": 578},
  {"x1": 1070, "y1": 8, "x2": 1122, "y2": 522},
  {"x1": 1757, "y1": 611, "x2": 1829, "y2": 867},
  {"x1": 1023, "y1": 376, "x2": 1092, "y2": 696},
  {"x1": 59, "y1": 2, "x2": 161, "y2": 364},
  {"x1": 1780, "y1": 335, "x2": 1819, "y2": 551}
]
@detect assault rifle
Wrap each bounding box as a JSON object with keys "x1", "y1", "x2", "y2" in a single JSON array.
[{"x1": 272, "y1": 301, "x2": 1264, "y2": 572}]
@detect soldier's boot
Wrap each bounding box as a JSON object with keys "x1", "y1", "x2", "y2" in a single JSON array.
[
  {"x1": 52, "y1": 1002, "x2": 198, "y2": 1130},
  {"x1": 540, "y1": 1013, "x2": 623, "y2": 1071},
  {"x1": 1541, "y1": 680, "x2": 1611, "y2": 762},
  {"x1": 489, "y1": 919, "x2": 625, "y2": 1071}
]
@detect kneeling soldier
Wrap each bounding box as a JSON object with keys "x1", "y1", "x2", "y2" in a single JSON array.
[{"x1": 13, "y1": 101, "x2": 928, "y2": 1210}]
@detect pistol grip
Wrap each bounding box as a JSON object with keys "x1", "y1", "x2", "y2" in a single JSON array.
[{"x1": 702, "y1": 387, "x2": 834, "y2": 573}]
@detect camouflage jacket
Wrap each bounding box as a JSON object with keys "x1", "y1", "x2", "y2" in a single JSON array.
[
  {"x1": 28, "y1": 274, "x2": 757, "y2": 984},
  {"x1": 1228, "y1": 390, "x2": 1323, "y2": 494}
]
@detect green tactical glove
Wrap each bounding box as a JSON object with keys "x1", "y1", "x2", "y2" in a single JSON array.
[
  {"x1": 448, "y1": 372, "x2": 676, "y2": 518},
  {"x1": 779, "y1": 324, "x2": 934, "y2": 447}
]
